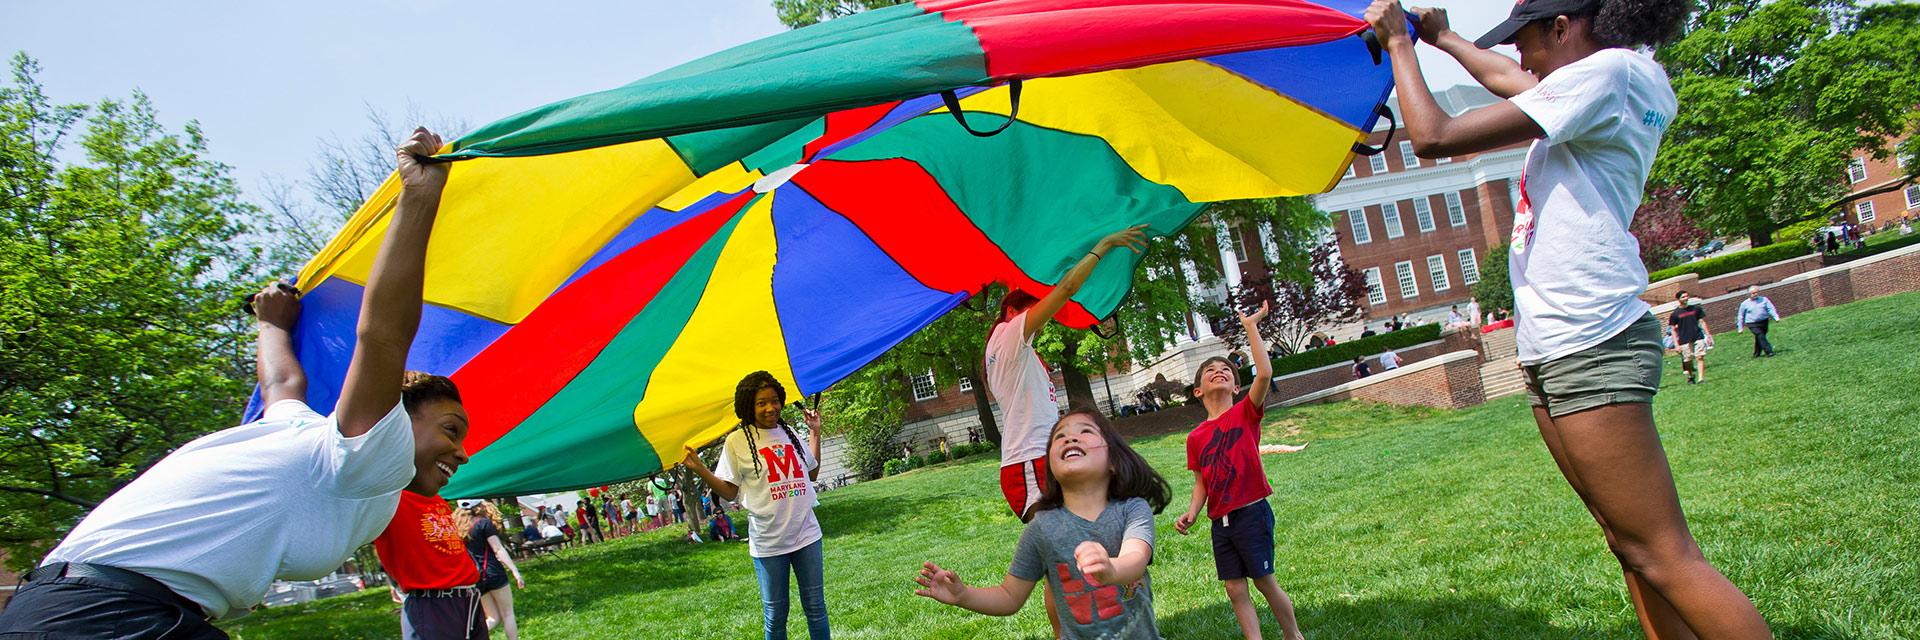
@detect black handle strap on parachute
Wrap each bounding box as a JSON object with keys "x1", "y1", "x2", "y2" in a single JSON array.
[
  {"x1": 1351, "y1": 105, "x2": 1399, "y2": 157},
  {"x1": 941, "y1": 80, "x2": 1024, "y2": 138}
]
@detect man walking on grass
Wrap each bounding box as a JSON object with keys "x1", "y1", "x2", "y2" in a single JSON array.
[
  {"x1": 1737, "y1": 286, "x2": 1781, "y2": 358},
  {"x1": 1668, "y1": 291, "x2": 1712, "y2": 384}
]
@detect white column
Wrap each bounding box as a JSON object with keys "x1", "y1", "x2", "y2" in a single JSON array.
[
  {"x1": 1214, "y1": 217, "x2": 1242, "y2": 289},
  {"x1": 1258, "y1": 221, "x2": 1281, "y2": 271}
]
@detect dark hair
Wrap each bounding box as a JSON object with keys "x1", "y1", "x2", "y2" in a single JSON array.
[
  {"x1": 1029, "y1": 409, "x2": 1171, "y2": 518},
  {"x1": 731, "y1": 371, "x2": 809, "y2": 478},
  {"x1": 1191, "y1": 356, "x2": 1234, "y2": 390},
  {"x1": 401, "y1": 371, "x2": 461, "y2": 415},
  {"x1": 1675, "y1": 290, "x2": 1688, "y2": 300},
  {"x1": 997, "y1": 290, "x2": 1040, "y2": 325},
  {"x1": 1591, "y1": 0, "x2": 1691, "y2": 49}
]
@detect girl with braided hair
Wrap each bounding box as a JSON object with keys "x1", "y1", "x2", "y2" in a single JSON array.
[
  {"x1": 1365, "y1": 0, "x2": 1770, "y2": 637},
  {"x1": 681, "y1": 371, "x2": 831, "y2": 640}
]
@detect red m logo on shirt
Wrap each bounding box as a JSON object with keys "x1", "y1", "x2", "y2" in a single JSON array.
[{"x1": 760, "y1": 445, "x2": 807, "y2": 482}]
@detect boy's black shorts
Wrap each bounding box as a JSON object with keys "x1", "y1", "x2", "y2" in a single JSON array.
[{"x1": 1210, "y1": 498, "x2": 1276, "y2": 581}]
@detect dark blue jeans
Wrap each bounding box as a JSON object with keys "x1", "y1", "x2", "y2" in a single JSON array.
[{"x1": 750, "y1": 538, "x2": 829, "y2": 640}]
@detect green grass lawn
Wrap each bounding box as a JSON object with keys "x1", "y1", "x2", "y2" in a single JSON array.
[{"x1": 222, "y1": 292, "x2": 1920, "y2": 639}]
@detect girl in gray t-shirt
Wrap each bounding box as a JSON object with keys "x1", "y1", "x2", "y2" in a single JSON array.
[{"x1": 914, "y1": 410, "x2": 1171, "y2": 639}]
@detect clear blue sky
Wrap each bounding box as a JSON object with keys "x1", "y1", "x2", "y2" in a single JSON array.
[{"x1": 2, "y1": 0, "x2": 1509, "y2": 206}]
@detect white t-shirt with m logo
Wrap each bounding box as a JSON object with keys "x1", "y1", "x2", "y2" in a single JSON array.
[{"x1": 715, "y1": 425, "x2": 822, "y2": 558}]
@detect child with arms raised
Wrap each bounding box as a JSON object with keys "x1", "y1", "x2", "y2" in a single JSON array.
[
  {"x1": 1174, "y1": 302, "x2": 1304, "y2": 640},
  {"x1": 914, "y1": 410, "x2": 1171, "y2": 639}
]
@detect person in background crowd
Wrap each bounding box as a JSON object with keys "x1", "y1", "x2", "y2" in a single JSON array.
[
  {"x1": 1379, "y1": 348, "x2": 1402, "y2": 372},
  {"x1": 1667, "y1": 291, "x2": 1712, "y2": 384},
  {"x1": 1735, "y1": 285, "x2": 1780, "y2": 358},
  {"x1": 1467, "y1": 297, "x2": 1483, "y2": 327},
  {"x1": 1351, "y1": 356, "x2": 1372, "y2": 380}
]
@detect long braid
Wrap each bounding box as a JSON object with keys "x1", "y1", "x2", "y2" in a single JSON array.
[
  {"x1": 778, "y1": 421, "x2": 811, "y2": 468},
  {"x1": 740, "y1": 420, "x2": 763, "y2": 478}
]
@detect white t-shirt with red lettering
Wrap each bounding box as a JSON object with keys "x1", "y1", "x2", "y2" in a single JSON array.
[
  {"x1": 1508, "y1": 48, "x2": 1676, "y2": 365},
  {"x1": 714, "y1": 425, "x2": 821, "y2": 558}
]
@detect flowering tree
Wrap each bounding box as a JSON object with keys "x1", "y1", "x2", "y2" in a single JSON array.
[
  {"x1": 1630, "y1": 186, "x2": 1709, "y2": 271},
  {"x1": 1218, "y1": 238, "x2": 1369, "y2": 358}
]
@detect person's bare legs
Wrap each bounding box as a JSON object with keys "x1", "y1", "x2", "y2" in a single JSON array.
[
  {"x1": 1536, "y1": 407, "x2": 1696, "y2": 640},
  {"x1": 1251, "y1": 574, "x2": 1304, "y2": 640},
  {"x1": 489, "y1": 586, "x2": 520, "y2": 640},
  {"x1": 1224, "y1": 578, "x2": 1263, "y2": 639},
  {"x1": 1538, "y1": 404, "x2": 1770, "y2": 639},
  {"x1": 478, "y1": 589, "x2": 500, "y2": 631}
]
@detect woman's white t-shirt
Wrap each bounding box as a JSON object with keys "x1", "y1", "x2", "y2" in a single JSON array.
[
  {"x1": 1507, "y1": 48, "x2": 1678, "y2": 364},
  {"x1": 714, "y1": 426, "x2": 822, "y2": 558},
  {"x1": 985, "y1": 312, "x2": 1059, "y2": 467},
  {"x1": 43, "y1": 399, "x2": 414, "y2": 618}
]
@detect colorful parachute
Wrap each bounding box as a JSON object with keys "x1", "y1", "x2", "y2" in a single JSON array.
[{"x1": 260, "y1": 0, "x2": 1398, "y2": 498}]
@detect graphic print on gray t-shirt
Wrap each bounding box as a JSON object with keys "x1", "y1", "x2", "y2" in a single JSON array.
[{"x1": 1009, "y1": 497, "x2": 1161, "y2": 640}]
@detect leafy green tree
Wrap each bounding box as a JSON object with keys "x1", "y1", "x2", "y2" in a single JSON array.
[
  {"x1": 0, "y1": 53, "x2": 264, "y2": 570},
  {"x1": 772, "y1": 0, "x2": 907, "y2": 28},
  {"x1": 1470, "y1": 243, "x2": 1513, "y2": 318},
  {"x1": 1654, "y1": 0, "x2": 1920, "y2": 245}
]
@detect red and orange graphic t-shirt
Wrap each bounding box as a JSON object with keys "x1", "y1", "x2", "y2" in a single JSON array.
[{"x1": 374, "y1": 490, "x2": 479, "y2": 591}]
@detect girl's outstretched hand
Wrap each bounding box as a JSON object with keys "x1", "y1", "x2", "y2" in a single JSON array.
[
  {"x1": 913, "y1": 561, "x2": 966, "y2": 605},
  {"x1": 1096, "y1": 224, "x2": 1150, "y2": 256},
  {"x1": 1073, "y1": 541, "x2": 1117, "y2": 587}
]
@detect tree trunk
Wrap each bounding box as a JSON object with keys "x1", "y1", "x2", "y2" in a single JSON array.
[
  {"x1": 1747, "y1": 225, "x2": 1774, "y2": 248},
  {"x1": 1059, "y1": 339, "x2": 1097, "y2": 411},
  {"x1": 968, "y1": 361, "x2": 1002, "y2": 446}
]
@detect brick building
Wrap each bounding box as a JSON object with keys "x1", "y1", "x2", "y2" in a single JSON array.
[
  {"x1": 1315, "y1": 85, "x2": 1528, "y2": 325},
  {"x1": 1841, "y1": 134, "x2": 1916, "y2": 230}
]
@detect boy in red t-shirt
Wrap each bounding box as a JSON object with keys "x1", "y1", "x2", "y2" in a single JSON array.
[
  {"x1": 373, "y1": 374, "x2": 487, "y2": 640},
  {"x1": 1174, "y1": 303, "x2": 1304, "y2": 640}
]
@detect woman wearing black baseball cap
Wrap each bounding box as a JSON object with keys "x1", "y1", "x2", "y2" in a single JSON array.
[{"x1": 1364, "y1": 1, "x2": 1772, "y2": 638}]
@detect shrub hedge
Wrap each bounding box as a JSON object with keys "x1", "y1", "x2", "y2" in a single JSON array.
[
  {"x1": 880, "y1": 441, "x2": 997, "y2": 477},
  {"x1": 1831, "y1": 232, "x2": 1920, "y2": 262},
  {"x1": 1238, "y1": 323, "x2": 1445, "y2": 382},
  {"x1": 1647, "y1": 241, "x2": 1809, "y2": 283}
]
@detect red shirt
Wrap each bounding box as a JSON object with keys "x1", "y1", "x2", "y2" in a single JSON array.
[
  {"x1": 374, "y1": 490, "x2": 480, "y2": 591},
  {"x1": 1185, "y1": 398, "x2": 1273, "y2": 520}
]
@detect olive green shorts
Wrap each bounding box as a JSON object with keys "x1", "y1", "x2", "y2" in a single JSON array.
[{"x1": 1523, "y1": 313, "x2": 1663, "y2": 418}]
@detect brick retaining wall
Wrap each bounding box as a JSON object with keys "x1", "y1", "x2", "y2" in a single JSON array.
[{"x1": 1280, "y1": 351, "x2": 1487, "y2": 410}]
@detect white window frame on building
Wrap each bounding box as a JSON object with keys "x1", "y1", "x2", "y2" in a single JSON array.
[
  {"x1": 1348, "y1": 209, "x2": 1372, "y2": 244},
  {"x1": 1906, "y1": 184, "x2": 1920, "y2": 210},
  {"x1": 1508, "y1": 179, "x2": 1523, "y2": 214},
  {"x1": 1435, "y1": 156, "x2": 1451, "y2": 164},
  {"x1": 1847, "y1": 157, "x2": 1868, "y2": 184},
  {"x1": 1427, "y1": 254, "x2": 1451, "y2": 292},
  {"x1": 1399, "y1": 140, "x2": 1418, "y2": 170},
  {"x1": 911, "y1": 369, "x2": 939, "y2": 401},
  {"x1": 1856, "y1": 200, "x2": 1876, "y2": 224},
  {"x1": 1345, "y1": 163, "x2": 1356, "y2": 179},
  {"x1": 1381, "y1": 201, "x2": 1405, "y2": 239},
  {"x1": 1898, "y1": 140, "x2": 1910, "y2": 168},
  {"x1": 1229, "y1": 224, "x2": 1248, "y2": 263},
  {"x1": 1413, "y1": 197, "x2": 1437, "y2": 233},
  {"x1": 1444, "y1": 191, "x2": 1467, "y2": 227},
  {"x1": 958, "y1": 376, "x2": 973, "y2": 393},
  {"x1": 1363, "y1": 267, "x2": 1387, "y2": 306},
  {"x1": 1368, "y1": 152, "x2": 1388, "y2": 175},
  {"x1": 1457, "y1": 249, "x2": 1480, "y2": 285},
  {"x1": 1395, "y1": 260, "x2": 1419, "y2": 300}
]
